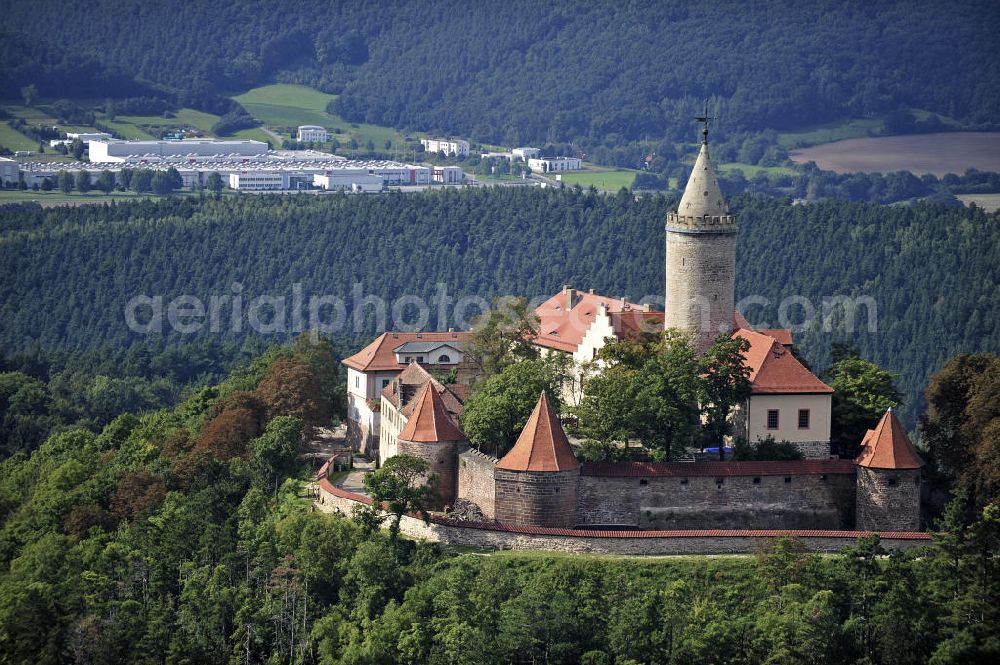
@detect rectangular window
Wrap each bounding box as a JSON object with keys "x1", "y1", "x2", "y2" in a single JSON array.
[
  {"x1": 767, "y1": 409, "x2": 780, "y2": 430},
  {"x1": 382, "y1": 379, "x2": 390, "y2": 390},
  {"x1": 798, "y1": 409, "x2": 810, "y2": 429}
]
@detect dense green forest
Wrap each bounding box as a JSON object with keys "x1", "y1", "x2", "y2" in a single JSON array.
[
  {"x1": 1, "y1": 340, "x2": 998, "y2": 664},
  {"x1": 1, "y1": 190, "x2": 997, "y2": 428},
  {"x1": 3, "y1": 1, "x2": 999, "y2": 147},
  {"x1": 0, "y1": 340, "x2": 288, "y2": 459}
]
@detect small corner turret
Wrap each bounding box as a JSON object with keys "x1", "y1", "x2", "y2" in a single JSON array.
[
  {"x1": 855, "y1": 408, "x2": 924, "y2": 531},
  {"x1": 494, "y1": 392, "x2": 580, "y2": 528}
]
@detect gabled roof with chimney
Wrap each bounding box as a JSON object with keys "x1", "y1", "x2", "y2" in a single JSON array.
[
  {"x1": 497, "y1": 392, "x2": 579, "y2": 472},
  {"x1": 856, "y1": 409, "x2": 924, "y2": 469},
  {"x1": 342, "y1": 331, "x2": 469, "y2": 372},
  {"x1": 398, "y1": 382, "x2": 466, "y2": 443},
  {"x1": 734, "y1": 328, "x2": 833, "y2": 395},
  {"x1": 381, "y1": 362, "x2": 466, "y2": 420},
  {"x1": 534, "y1": 289, "x2": 664, "y2": 353}
]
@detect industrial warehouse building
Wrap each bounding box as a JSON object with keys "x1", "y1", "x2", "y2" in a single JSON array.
[{"x1": 89, "y1": 139, "x2": 269, "y2": 163}]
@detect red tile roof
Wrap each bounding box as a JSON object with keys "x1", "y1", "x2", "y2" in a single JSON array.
[
  {"x1": 758, "y1": 328, "x2": 793, "y2": 346},
  {"x1": 856, "y1": 409, "x2": 924, "y2": 469},
  {"x1": 497, "y1": 392, "x2": 580, "y2": 472},
  {"x1": 582, "y1": 459, "x2": 856, "y2": 478},
  {"x1": 734, "y1": 328, "x2": 833, "y2": 394},
  {"x1": 381, "y1": 363, "x2": 467, "y2": 420},
  {"x1": 534, "y1": 289, "x2": 663, "y2": 353},
  {"x1": 342, "y1": 331, "x2": 469, "y2": 372},
  {"x1": 398, "y1": 382, "x2": 466, "y2": 443}
]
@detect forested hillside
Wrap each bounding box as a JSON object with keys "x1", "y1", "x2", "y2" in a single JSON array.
[
  {"x1": 1, "y1": 189, "x2": 997, "y2": 427},
  {"x1": 3, "y1": 0, "x2": 998, "y2": 145},
  {"x1": 1, "y1": 340, "x2": 998, "y2": 664}
]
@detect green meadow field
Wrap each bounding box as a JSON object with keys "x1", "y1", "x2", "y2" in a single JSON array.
[
  {"x1": 232, "y1": 84, "x2": 406, "y2": 152},
  {"x1": 718, "y1": 162, "x2": 797, "y2": 177},
  {"x1": 0, "y1": 189, "x2": 161, "y2": 207},
  {"x1": 551, "y1": 167, "x2": 641, "y2": 191}
]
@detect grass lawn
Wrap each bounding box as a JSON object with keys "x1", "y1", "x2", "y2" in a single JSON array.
[
  {"x1": 99, "y1": 119, "x2": 157, "y2": 140},
  {"x1": 0, "y1": 189, "x2": 161, "y2": 207},
  {"x1": 113, "y1": 108, "x2": 221, "y2": 134},
  {"x1": 5, "y1": 105, "x2": 100, "y2": 135},
  {"x1": 234, "y1": 84, "x2": 336, "y2": 129},
  {"x1": 957, "y1": 193, "x2": 1000, "y2": 212},
  {"x1": 232, "y1": 83, "x2": 407, "y2": 153},
  {"x1": 0, "y1": 123, "x2": 39, "y2": 152},
  {"x1": 778, "y1": 117, "x2": 885, "y2": 150},
  {"x1": 554, "y1": 167, "x2": 640, "y2": 192},
  {"x1": 718, "y1": 162, "x2": 797, "y2": 177}
]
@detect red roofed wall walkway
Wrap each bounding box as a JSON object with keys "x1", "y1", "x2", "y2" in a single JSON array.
[{"x1": 317, "y1": 478, "x2": 929, "y2": 555}]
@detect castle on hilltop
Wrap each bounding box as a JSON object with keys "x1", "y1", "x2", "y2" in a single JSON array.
[{"x1": 340, "y1": 123, "x2": 924, "y2": 533}]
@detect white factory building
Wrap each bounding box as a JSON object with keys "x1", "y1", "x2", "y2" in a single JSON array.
[
  {"x1": 50, "y1": 132, "x2": 113, "y2": 148},
  {"x1": 511, "y1": 147, "x2": 540, "y2": 161},
  {"x1": 89, "y1": 139, "x2": 269, "y2": 163},
  {"x1": 528, "y1": 156, "x2": 582, "y2": 172},
  {"x1": 228, "y1": 172, "x2": 283, "y2": 191},
  {"x1": 297, "y1": 125, "x2": 330, "y2": 142},
  {"x1": 8, "y1": 152, "x2": 444, "y2": 193},
  {"x1": 432, "y1": 166, "x2": 465, "y2": 184},
  {"x1": 314, "y1": 172, "x2": 385, "y2": 193},
  {"x1": 0, "y1": 157, "x2": 18, "y2": 185},
  {"x1": 421, "y1": 138, "x2": 470, "y2": 157}
]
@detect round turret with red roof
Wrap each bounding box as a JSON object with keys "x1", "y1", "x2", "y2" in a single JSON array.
[
  {"x1": 494, "y1": 392, "x2": 580, "y2": 528},
  {"x1": 397, "y1": 382, "x2": 468, "y2": 509},
  {"x1": 854, "y1": 408, "x2": 924, "y2": 531}
]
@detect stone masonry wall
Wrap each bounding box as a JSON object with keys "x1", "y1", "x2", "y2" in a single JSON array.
[
  {"x1": 794, "y1": 441, "x2": 833, "y2": 459},
  {"x1": 664, "y1": 227, "x2": 737, "y2": 354},
  {"x1": 856, "y1": 467, "x2": 921, "y2": 531},
  {"x1": 458, "y1": 449, "x2": 497, "y2": 519},
  {"x1": 397, "y1": 439, "x2": 466, "y2": 509},
  {"x1": 316, "y1": 481, "x2": 928, "y2": 554},
  {"x1": 495, "y1": 469, "x2": 579, "y2": 528},
  {"x1": 578, "y1": 472, "x2": 856, "y2": 530}
]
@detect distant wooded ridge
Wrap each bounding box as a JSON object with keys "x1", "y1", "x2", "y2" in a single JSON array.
[
  {"x1": 2, "y1": 0, "x2": 997, "y2": 151},
  {"x1": 1, "y1": 189, "x2": 997, "y2": 427}
]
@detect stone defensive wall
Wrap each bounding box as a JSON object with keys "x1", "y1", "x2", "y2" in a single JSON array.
[
  {"x1": 578, "y1": 460, "x2": 857, "y2": 530},
  {"x1": 457, "y1": 449, "x2": 497, "y2": 518},
  {"x1": 316, "y1": 478, "x2": 930, "y2": 555}
]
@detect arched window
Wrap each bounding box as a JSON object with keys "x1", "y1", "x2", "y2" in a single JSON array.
[{"x1": 438, "y1": 354, "x2": 451, "y2": 363}]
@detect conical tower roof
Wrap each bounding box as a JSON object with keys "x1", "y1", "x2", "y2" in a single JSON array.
[
  {"x1": 497, "y1": 392, "x2": 579, "y2": 472},
  {"x1": 398, "y1": 382, "x2": 466, "y2": 443},
  {"x1": 677, "y1": 142, "x2": 728, "y2": 218},
  {"x1": 855, "y1": 409, "x2": 924, "y2": 469}
]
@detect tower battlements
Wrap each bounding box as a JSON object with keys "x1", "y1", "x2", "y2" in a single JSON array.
[{"x1": 665, "y1": 211, "x2": 737, "y2": 234}]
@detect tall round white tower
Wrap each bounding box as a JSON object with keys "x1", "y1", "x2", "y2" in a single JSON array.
[{"x1": 664, "y1": 122, "x2": 737, "y2": 353}]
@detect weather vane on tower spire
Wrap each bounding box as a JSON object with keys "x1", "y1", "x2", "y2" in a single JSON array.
[{"x1": 694, "y1": 98, "x2": 716, "y2": 145}]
